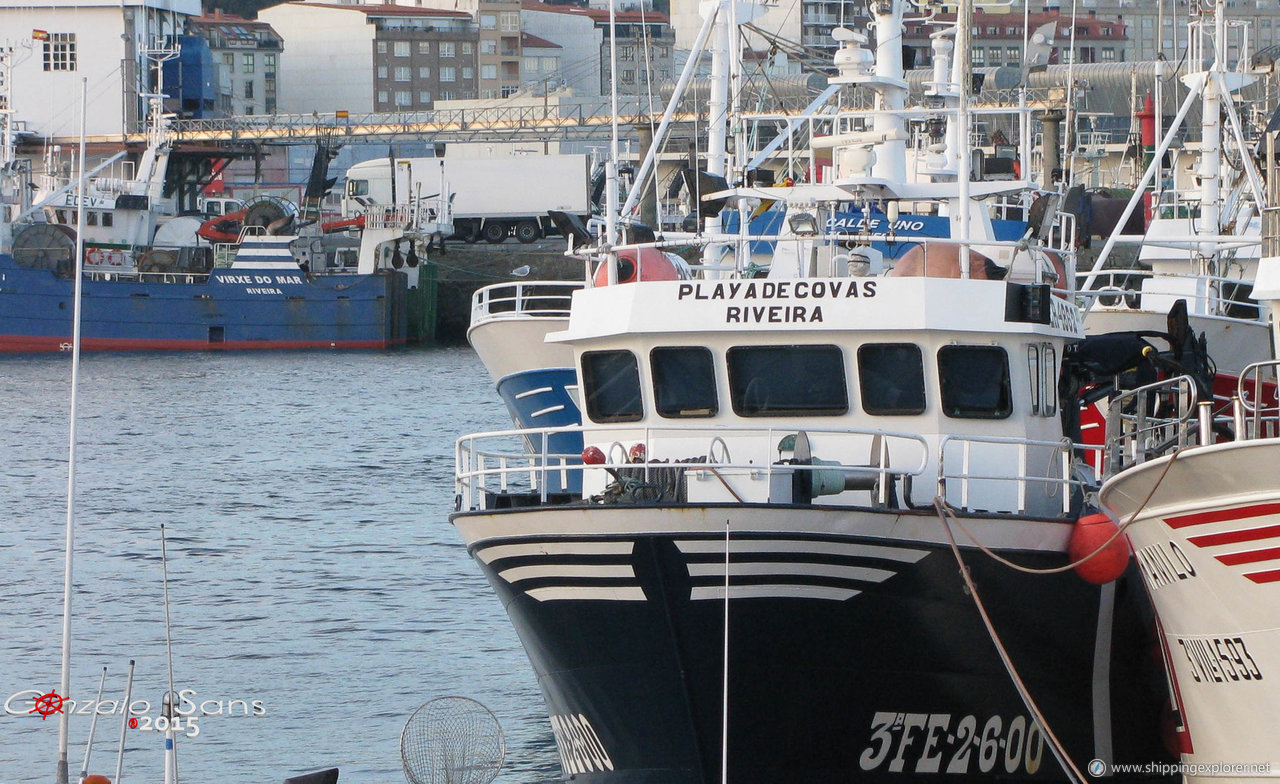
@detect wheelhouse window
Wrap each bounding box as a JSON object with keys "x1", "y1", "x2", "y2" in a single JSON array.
[
  {"x1": 938, "y1": 346, "x2": 1012, "y2": 419},
  {"x1": 582, "y1": 350, "x2": 643, "y2": 422},
  {"x1": 651, "y1": 347, "x2": 717, "y2": 418},
  {"x1": 727, "y1": 345, "x2": 848, "y2": 417},
  {"x1": 858, "y1": 343, "x2": 926, "y2": 415}
]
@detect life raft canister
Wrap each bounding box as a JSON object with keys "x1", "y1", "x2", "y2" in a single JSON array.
[
  {"x1": 1068, "y1": 511, "x2": 1131, "y2": 584},
  {"x1": 593, "y1": 248, "x2": 683, "y2": 286}
]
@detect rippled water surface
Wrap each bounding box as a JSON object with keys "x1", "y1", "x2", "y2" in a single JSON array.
[{"x1": 0, "y1": 348, "x2": 559, "y2": 783}]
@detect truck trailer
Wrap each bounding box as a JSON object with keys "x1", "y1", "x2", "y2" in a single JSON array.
[{"x1": 342, "y1": 154, "x2": 593, "y2": 244}]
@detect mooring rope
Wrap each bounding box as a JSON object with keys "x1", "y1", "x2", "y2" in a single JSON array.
[
  {"x1": 932, "y1": 496, "x2": 1087, "y2": 784},
  {"x1": 938, "y1": 448, "x2": 1184, "y2": 575}
]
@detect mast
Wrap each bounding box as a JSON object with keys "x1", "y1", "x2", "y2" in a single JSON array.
[
  {"x1": 869, "y1": 0, "x2": 907, "y2": 183},
  {"x1": 1195, "y1": 0, "x2": 1224, "y2": 278},
  {"x1": 56, "y1": 76, "x2": 91, "y2": 784},
  {"x1": 701, "y1": 0, "x2": 732, "y2": 272},
  {"x1": 954, "y1": 0, "x2": 973, "y2": 266}
]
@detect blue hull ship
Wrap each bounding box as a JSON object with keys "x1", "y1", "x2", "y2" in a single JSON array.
[{"x1": 0, "y1": 242, "x2": 408, "y2": 353}]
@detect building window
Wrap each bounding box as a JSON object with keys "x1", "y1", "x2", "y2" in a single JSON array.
[
  {"x1": 500, "y1": 12, "x2": 519, "y2": 31},
  {"x1": 973, "y1": 46, "x2": 985, "y2": 65},
  {"x1": 242, "y1": 53, "x2": 254, "y2": 73},
  {"x1": 378, "y1": 90, "x2": 389, "y2": 103},
  {"x1": 395, "y1": 66, "x2": 411, "y2": 81},
  {"x1": 244, "y1": 81, "x2": 254, "y2": 99},
  {"x1": 439, "y1": 89, "x2": 454, "y2": 100},
  {"x1": 377, "y1": 41, "x2": 388, "y2": 54},
  {"x1": 524, "y1": 56, "x2": 538, "y2": 74},
  {"x1": 480, "y1": 39, "x2": 497, "y2": 55},
  {"x1": 441, "y1": 66, "x2": 456, "y2": 82},
  {"x1": 1101, "y1": 47, "x2": 1116, "y2": 60},
  {"x1": 223, "y1": 52, "x2": 234, "y2": 72},
  {"x1": 264, "y1": 53, "x2": 276, "y2": 71},
  {"x1": 622, "y1": 69, "x2": 635, "y2": 82},
  {"x1": 462, "y1": 42, "x2": 473, "y2": 55},
  {"x1": 541, "y1": 56, "x2": 558, "y2": 71},
  {"x1": 418, "y1": 66, "x2": 432, "y2": 78},
  {"x1": 394, "y1": 41, "x2": 410, "y2": 57},
  {"x1": 419, "y1": 90, "x2": 432, "y2": 103},
  {"x1": 1007, "y1": 46, "x2": 1020, "y2": 63},
  {"x1": 440, "y1": 42, "x2": 455, "y2": 58},
  {"x1": 462, "y1": 66, "x2": 474, "y2": 80},
  {"x1": 395, "y1": 90, "x2": 411, "y2": 107},
  {"x1": 378, "y1": 65, "x2": 388, "y2": 79},
  {"x1": 481, "y1": 13, "x2": 497, "y2": 29},
  {"x1": 418, "y1": 41, "x2": 431, "y2": 54},
  {"x1": 43, "y1": 33, "x2": 76, "y2": 72},
  {"x1": 481, "y1": 64, "x2": 497, "y2": 80}
]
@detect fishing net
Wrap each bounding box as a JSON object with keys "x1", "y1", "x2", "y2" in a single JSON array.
[{"x1": 400, "y1": 696, "x2": 505, "y2": 784}]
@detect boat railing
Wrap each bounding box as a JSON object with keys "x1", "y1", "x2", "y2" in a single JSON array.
[
  {"x1": 470, "y1": 281, "x2": 582, "y2": 326},
  {"x1": 1236, "y1": 360, "x2": 1280, "y2": 440},
  {"x1": 1103, "y1": 375, "x2": 1201, "y2": 475},
  {"x1": 362, "y1": 204, "x2": 412, "y2": 231},
  {"x1": 1078, "y1": 268, "x2": 1265, "y2": 322},
  {"x1": 937, "y1": 434, "x2": 1102, "y2": 517},
  {"x1": 456, "y1": 424, "x2": 932, "y2": 511}
]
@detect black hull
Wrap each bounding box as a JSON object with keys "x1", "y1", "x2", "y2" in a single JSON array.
[{"x1": 454, "y1": 505, "x2": 1176, "y2": 783}]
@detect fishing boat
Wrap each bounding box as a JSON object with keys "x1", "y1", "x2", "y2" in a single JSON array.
[
  {"x1": 452, "y1": 0, "x2": 1178, "y2": 780},
  {"x1": 1094, "y1": 123, "x2": 1280, "y2": 784},
  {"x1": 1077, "y1": 1, "x2": 1273, "y2": 390},
  {"x1": 0, "y1": 44, "x2": 446, "y2": 353}
]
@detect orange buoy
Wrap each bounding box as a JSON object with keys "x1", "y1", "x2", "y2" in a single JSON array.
[
  {"x1": 592, "y1": 248, "x2": 684, "y2": 286},
  {"x1": 582, "y1": 446, "x2": 605, "y2": 465},
  {"x1": 84, "y1": 776, "x2": 112, "y2": 784},
  {"x1": 1068, "y1": 512, "x2": 1131, "y2": 584}
]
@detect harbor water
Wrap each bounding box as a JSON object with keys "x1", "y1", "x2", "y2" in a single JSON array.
[{"x1": 0, "y1": 348, "x2": 560, "y2": 783}]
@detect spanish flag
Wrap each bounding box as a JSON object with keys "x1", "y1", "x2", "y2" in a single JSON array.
[{"x1": 32, "y1": 30, "x2": 48, "y2": 40}]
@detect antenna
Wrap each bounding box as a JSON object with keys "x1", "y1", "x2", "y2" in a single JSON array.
[
  {"x1": 160, "y1": 524, "x2": 179, "y2": 784},
  {"x1": 79, "y1": 667, "x2": 108, "y2": 782},
  {"x1": 115, "y1": 660, "x2": 136, "y2": 784},
  {"x1": 55, "y1": 76, "x2": 90, "y2": 784}
]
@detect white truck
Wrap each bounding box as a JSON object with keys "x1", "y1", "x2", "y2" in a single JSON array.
[{"x1": 341, "y1": 154, "x2": 593, "y2": 244}]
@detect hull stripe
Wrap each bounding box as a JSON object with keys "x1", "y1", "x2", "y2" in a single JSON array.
[
  {"x1": 685, "y1": 561, "x2": 896, "y2": 583},
  {"x1": 690, "y1": 584, "x2": 860, "y2": 601},
  {"x1": 1215, "y1": 546, "x2": 1280, "y2": 566},
  {"x1": 525, "y1": 586, "x2": 646, "y2": 601},
  {"x1": 676, "y1": 538, "x2": 929, "y2": 563},
  {"x1": 1244, "y1": 568, "x2": 1280, "y2": 584},
  {"x1": 1165, "y1": 502, "x2": 1280, "y2": 529},
  {"x1": 476, "y1": 541, "x2": 634, "y2": 564},
  {"x1": 499, "y1": 564, "x2": 634, "y2": 581},
  {"x1": 1188, "y1": 523, "x2": 1280, "y2": 548}
]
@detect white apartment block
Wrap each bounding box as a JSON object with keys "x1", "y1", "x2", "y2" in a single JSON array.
[{"x1": 0, "y1": 0, "x2": 200, "y2": 139}]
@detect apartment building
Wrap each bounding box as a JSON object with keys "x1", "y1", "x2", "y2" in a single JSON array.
[
  {"x1": 1039, "y1": 0, "x2": 1280, "y2": 63},
  {"x1": 188, "y1": 12, "x2": 283, "y2": 116},
  {"x1": 903, "y1": 9, "x2": 1128, "y2": 69},
  {"x1": 258, "y1": 3, "x2": 480, "y2": 112},
  {"x1": 521, "y1": 1, "x2": 674, "y2": 97}
]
